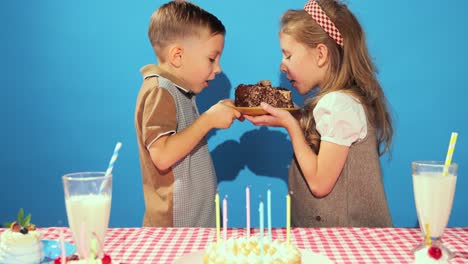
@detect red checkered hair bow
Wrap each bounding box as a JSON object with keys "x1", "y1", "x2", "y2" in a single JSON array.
[{"x1": 304, "y1": 0, "x2": 344, "y2": 47}]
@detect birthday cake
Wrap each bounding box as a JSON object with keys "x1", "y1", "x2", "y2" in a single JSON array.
[
  {"x1": 414, "y1": 246, "x2": 449, "y2": 264},
  {"x1": 0, "y1": 209, "x2": 43, "y2": 264},
  {"x1": 234, "y1": 80, "x2": 294, "y2": 108},
  {"x1": 203, "y1": 236, "x2": 301, "y2": 264}
]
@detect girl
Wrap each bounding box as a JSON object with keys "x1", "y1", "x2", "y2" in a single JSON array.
[{"x1": 245, "y1": 0, "x2": 393, "y2": 227}]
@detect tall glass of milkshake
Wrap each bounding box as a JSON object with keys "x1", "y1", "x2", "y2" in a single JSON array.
[
  {"x1": 412, "y1": 161, "x2": 457, "y2": 259},
  {"x1": 63, "y1": 172, "x2": 112, "y2": 258}
]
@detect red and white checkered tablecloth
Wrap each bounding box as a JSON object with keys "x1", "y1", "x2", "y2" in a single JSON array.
[{"x1": 2, "y1": 227, "x2": 468, "y2": 263}]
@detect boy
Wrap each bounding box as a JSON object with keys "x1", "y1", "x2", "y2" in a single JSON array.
[{"x1": 135, "y1": 1, "x2": 241, "y2": 227}]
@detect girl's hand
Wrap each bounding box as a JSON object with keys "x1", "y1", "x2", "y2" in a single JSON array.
[{"x1": 244, "y1": 102, "x2": 296, "y2": 128}]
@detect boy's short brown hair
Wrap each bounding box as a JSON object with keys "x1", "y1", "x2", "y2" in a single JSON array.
[{"x1": 148, "y1": 0, "x2": 226, "y2": 62}]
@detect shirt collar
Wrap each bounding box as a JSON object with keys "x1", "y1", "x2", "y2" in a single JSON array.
[{"x1": 140, "y1": 64, "x2": 195, "y2": 97}]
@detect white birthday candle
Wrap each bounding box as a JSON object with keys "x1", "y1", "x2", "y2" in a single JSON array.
[
  {"x1": 223, "y1": 195, "x2": 228, "y2": 241},
  {"x1": 267, "y1": 188, "x2": 272, "y2": 241},
  {"x1": 60, "y1": 229, "x2": 66, "y2": 264},
  {"x1": 246, "y1": 186, "x2": 251, "y2": 237},
  {"x1": 215, "y1": 193, "x2": 220, "y2": 242},
  {"x1": 259, "y1": 198, "x2": 264, "y2": 259}
]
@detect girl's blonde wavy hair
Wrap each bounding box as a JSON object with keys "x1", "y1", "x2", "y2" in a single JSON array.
[{"x1": 280, "y1": 0, "x2": 393, "y2": 156}]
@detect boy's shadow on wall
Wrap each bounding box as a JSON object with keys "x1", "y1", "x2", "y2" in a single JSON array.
[
  {"x1": 212, "y1": 127, "x2": 292, "y2": 184},
  {"x1": 197, "y1": 73, "x2": 294, "y2": 185}
]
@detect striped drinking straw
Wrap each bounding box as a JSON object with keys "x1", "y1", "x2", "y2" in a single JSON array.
[
  {"x1": 106, "y1": 142, "x2": 122, "y2": 177},
  {"x1": 443, "y1": 132, "x2": 458, "y2": 176},
  {"x1": 99, "y1": 142, "x2": 122, "y2": 193}
]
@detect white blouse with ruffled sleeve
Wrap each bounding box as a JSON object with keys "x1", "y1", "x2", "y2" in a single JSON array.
[{"x1": 313, "y1": 91, "x2": 367, "y2": 147}]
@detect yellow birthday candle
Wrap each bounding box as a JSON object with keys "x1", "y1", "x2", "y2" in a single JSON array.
[{"x1": 215, "y1": 193, "x2": 220, "y2": 243}]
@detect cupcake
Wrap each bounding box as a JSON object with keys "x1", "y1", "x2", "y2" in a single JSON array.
[{"x1": 0, "y1": 209, "x2": 43, "y2": 264}]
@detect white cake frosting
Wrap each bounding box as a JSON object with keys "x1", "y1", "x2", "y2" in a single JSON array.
[
  {"x1": 0, "y1": 229, "x2": 43, "y2": 264},
  {"x1": 203, "y1": 237, "x2": 301, "y2": 264},
  {"x1": 414, "y1": 246, "x2": 449, "y2": 264}
]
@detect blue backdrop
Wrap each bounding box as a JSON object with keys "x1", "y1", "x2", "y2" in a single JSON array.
[{"x1": 1, "y1": 0, "x2": 467, "y2": 228}]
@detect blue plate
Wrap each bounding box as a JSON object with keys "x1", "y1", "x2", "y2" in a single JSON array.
[{"x1": 41, "y1": 240, "x2": 75, "y2": 263}]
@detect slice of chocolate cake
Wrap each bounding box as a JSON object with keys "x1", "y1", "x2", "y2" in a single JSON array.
[{"x1": 235, "y1": 80, "x2": 294, "y2": 108}]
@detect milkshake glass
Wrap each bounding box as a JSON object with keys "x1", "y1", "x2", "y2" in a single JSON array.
[
  {"x1": 63, "y1": 172, "x2": 112, "y2": 257},
  {"x1": 412, "y1": 161, "x2": 457, "y2": 258}
]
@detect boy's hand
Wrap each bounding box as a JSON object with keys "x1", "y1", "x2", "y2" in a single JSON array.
[
  {"x1": 203, "y1": 100, "x2": 241, "y2": 129},
  {"x1": 219, "y1": 99, "x2": 245, "y2": 121},
  {"x1": 218, "y1": 99, "x2": 235, "y2": 106}
]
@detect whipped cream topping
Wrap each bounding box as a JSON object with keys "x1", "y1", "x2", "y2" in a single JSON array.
[
  {"x1": 203, "y1": 236, "x2": 301, "y2": 264},
  {"x1": 0, "y1": 229, "x2": 43, "y2": 264}
]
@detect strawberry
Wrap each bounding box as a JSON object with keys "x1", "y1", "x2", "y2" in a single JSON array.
[
  {"x1": 68, "y1": 254, "x2": 80, "y2": 261},
  {"x1": 53, "y1": 254, "x2": 80, "y2": 263},
  {"x1": 10, "y1": 222, "x2": 20, "y2": 232},
  {"x1": 428, "y1": 246, "x2": 442, "y2": 260},
  {"x1": 102, "y1": 254, "x2": 112, "y2": 264}
]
